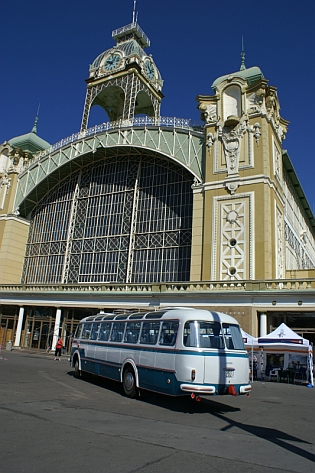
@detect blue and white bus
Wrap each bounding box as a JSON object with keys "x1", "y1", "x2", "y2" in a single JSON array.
[{"x1": 70, "y1": 307, "x2": 251, "y2": 399}]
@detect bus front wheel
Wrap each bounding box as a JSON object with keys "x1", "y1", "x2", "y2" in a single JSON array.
[{"x1": 123, "y1": 366, "x2": 137, "y2": 398}]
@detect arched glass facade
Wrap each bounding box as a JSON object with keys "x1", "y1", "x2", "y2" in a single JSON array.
[{"x1": 22, "y1": 153, "x2": 193, "y2": 284}]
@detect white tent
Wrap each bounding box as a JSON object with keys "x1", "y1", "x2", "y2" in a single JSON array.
[
  {"x1": 241, "y1": 329, "x2": 258, "y2": 345},
  {"x1": 258, "y1": 323, "x2": 309, "y2": 346},
  {"x1": 242, "y1": 324, "x2": 312, "y2": 385}
]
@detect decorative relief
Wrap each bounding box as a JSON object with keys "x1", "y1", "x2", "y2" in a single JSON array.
[
  {"x1": 0, "y1": 172, "x2": 11, "y2": 209},
  {"x1": 265, "y1": 89, "x2": 287, "y2": 142},
  {"x1": 276, "y1": 206, "x2": 284, "y2": 278},
  {"x1": 249, "y1": 122, "x2": 261, "y2": 146},
  {"x1": 272, "y1": 136, "x2": 282, "y2": 182},
  {"x1": 220, "y1": 200, "x2": 247, "y2": 280},
  {"x1": 199, "y1": 104, "x2": 219, "y2": 124},
  {"x1": 247, "y1": 88, "x2": 265, "y2": 115},
  {"x1": 206, "y1": 132, "x2": 217, "y2": 152},
  {"x1": 218, "y1": 120, "x2": 247, "y2": 176},
  {"x1": 212, "y1": 194, "x2": 253, "y2": 281}
]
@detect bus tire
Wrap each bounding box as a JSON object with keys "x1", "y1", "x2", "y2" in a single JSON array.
[
  {"x1": 123, "y1": 366, "x2": 137, "y2": 398},
  {"x1": 74, "y1": 359, "x2": 81, "y2": 379}
]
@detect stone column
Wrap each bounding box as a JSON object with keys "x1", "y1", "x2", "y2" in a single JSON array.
[
  {"x1": 14, "y1": 306, "x2": 24, "y2": 347},
  {"x1": 52, "y1": 308, "x2": 62, "y2": 351},
  {"x1": 259, "y1": 312, "x2": 267, "y2": 337}
]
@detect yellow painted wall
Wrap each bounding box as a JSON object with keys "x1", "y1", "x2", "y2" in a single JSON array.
[
  {"x1": 190, "y1": 190, "x2": 204, "y2": 280},
  {"x1": 0, "y1": 217, "x2": 29, "y2": 284}
]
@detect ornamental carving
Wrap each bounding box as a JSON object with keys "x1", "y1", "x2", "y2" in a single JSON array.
[
  {"x1": 247, "y1": 88, "x2": 265, "y2": 115},
  {"x1": 206, "y1": 132, "x2": 217, "y2": 151},
  {"x1": 199, "y1": 104, "x2": 219, "y2": 124},
  {"x1": 219, "y1": 120, "x2": 247, "y2": 177}
]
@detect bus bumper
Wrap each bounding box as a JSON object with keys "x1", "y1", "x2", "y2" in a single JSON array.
[
  {"x1": 180, "y1": 384, "x2": 216, "y2": 395},
  {"x1": 239, "y1": 384, "x2": 252, "y2": 394}
]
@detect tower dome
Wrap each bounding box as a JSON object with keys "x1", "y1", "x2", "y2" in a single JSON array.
[{"x1": 89, "y1": 33, "x2": 163, "y2": 91}]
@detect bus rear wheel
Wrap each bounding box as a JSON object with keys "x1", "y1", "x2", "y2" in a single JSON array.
[
  {"x1": 123, "y1": 366, "x2": 137, "y2": 398},
  {"x1": 74, "y1": 359, "x2": 81, "y2": 378}
]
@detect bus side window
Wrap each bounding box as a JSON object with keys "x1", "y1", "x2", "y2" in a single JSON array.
[
  {"x1": 99, "y1": 322, "x2": 111, "y2": 341},
  {"x1": 81, "y1": 323, "x2": 92, "y2": 340},
  {"x1": 140, "y1": 322, "x2": 160, "y2": 344},
  {"x1": 110, "y1": 322, "x2": 125, "y2": 342},
  {"x1": 124, "y1": 321, "x2": 141, "y2": 343},
  {"x1": 159, "y1": 321, "x2": 179, "y2": 346},
  {"x1": 74, "y1": 324, "x2": 83, "y2": 339},
  {"x1": 90, "y1": 322, "x2": 101, "y2": 341}
]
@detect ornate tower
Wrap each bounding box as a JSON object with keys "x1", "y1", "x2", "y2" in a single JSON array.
[
  {"x1": 196, "y1": 58, "x2": 289, "y2": 281},
  {"x1": 80, "y1": 19, "x2": 163, "y2": 130}
]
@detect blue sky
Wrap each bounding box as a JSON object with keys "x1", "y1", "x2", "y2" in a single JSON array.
[{"x1": 1, "y1": 0, "x2": 314, "y2": 211}]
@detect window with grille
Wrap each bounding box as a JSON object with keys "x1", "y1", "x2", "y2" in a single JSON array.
[{"x1": 22, "y1": 153, "x2": 193, "y2": 284}]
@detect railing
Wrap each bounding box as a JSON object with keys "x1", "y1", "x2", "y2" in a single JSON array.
[
  {"x1": 33, "y1": 117, "x2": 203, "y2": 162},
  {"x1": 112, "y1": 22, "x2": 150, "y2": 47},
  {"x1": 0, "y1": 279, "x2": 314, "y2": 293}
]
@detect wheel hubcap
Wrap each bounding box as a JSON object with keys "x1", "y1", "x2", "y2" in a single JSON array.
[{"x1": 125, "y1": 372, "x2": 134, "y2": 391}]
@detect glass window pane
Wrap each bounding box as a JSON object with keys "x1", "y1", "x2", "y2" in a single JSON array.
[
  {"x1": 223, "y1": 323, "x2": 245, "y2": 350},
  {"x1": 183, "y1": 321, "x2": 224, "y2": 349},
  {"x1": 140, "y1": 322, "x2": 160, "y2": 344},
  {"x1": 124, "y1": 321, "x2": 141, "y2": 343},
  {"x1": 159, "y1": 321, "x2": 179, "y2": 346},
  {"x1": 99, "y1": 322, "x2": 112, "y2": 341},
  {"x1": 110, "y1": 322, "x2": 125, "y2": 342},
  {"x1": 81, "y1": 323, "x2": 92, "y2": 340},
  {"x1": 90, "y1": 322, "x2": 101, "y2": 340}
]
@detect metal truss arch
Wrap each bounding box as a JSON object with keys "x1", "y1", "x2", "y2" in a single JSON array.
[{"x1": 15, "y1": 125, "x2": 204, "y2": 218}]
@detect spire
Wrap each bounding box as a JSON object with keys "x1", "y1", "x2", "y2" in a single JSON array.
[
  {"x1": 132, "y1": 0, "x2": 137, "y2": 23},
  {"x1": 31, "y1": 104, "x2": 40, "y2": 134},
  {"x1": 240, "y1": 36, "x2": 246, "y2": 71}
]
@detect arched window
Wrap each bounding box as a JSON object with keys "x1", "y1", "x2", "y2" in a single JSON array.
[
  {"x1": 22, "y1": 153, "x2": 193, "y2": 285},
  {"x1": 223, "y1": 85, "x2": 241, "y2": 120}
]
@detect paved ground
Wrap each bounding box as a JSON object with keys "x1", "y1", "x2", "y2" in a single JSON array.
[{"x1": 0, "y1": 349, "x2": 314, "y2": 473}]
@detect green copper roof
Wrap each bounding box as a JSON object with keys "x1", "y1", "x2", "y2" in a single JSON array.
[
  {"x1": 90, "y1": 38, "x2": 147, "y2": 70},
  {"x1": 9, "y1": 117, "x2": 50, "y2": 154},
  {"x1": 212, "y1": 66, "x2": 264, "y2": 90}
]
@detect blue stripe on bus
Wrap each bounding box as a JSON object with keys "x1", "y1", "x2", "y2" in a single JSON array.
[
  {"x1": 73, "y1": 343, "x2": 248, "y2": 358},
  {"x1": 78, "y1": 355, "x2": 249, "y2": 396}
]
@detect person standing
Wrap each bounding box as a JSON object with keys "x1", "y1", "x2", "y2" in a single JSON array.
[{"x1": 54, "y1": 336, "x2": 63, "y2": 361}]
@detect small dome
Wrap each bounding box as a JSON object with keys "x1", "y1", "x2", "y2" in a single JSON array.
[
  {"x1": 212, "y1": 66, "x2": 264, "y2": 90},
  {"x1": 9, "y1": 119, "x2": 50, "y2": 154}
]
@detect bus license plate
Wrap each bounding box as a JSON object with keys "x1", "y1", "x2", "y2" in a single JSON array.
[{"x1": 225, "y1": 370, "x2": 234, "y2": 378}]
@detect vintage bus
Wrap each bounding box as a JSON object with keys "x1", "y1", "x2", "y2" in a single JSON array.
[{"x1": 70, "y1": 307, "x2": 252, "y2": 399}]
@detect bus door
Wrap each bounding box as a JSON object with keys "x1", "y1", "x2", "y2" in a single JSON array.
[
  {"x1": 79, "y1": 322, "x2": 96, "y2": 374},
  {"x1": 154, "y1": 321, "x2": 179, "y2": 394},
  {"x1": 139, "y1": 321, "x2": 159, "y2": 390},
  {"x1": 201, "y1": 321, "x2": 225, "y2": 385},
  {"x1": 95, "y1": 321, "x2": 111, "y2": 377}
]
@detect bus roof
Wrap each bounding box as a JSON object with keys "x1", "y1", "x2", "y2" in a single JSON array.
[{"x1": 78, "y1": 308, "x2": 240, "y2": 325}]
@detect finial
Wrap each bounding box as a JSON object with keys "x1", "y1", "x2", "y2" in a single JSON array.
[
  {"x1": 31, "y1": 103, "x2": 40, "y2": 134},
  {"x1": 132, "y1": 0, "x2": 137, "y2": 23},
  {"x1": 240, "y1": 36, "x2": 246, "y2": 71}
]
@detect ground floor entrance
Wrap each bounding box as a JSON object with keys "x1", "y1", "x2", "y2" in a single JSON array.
[{"x1": 1, "y1": 304, "x2": 314, "y2": 354}]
